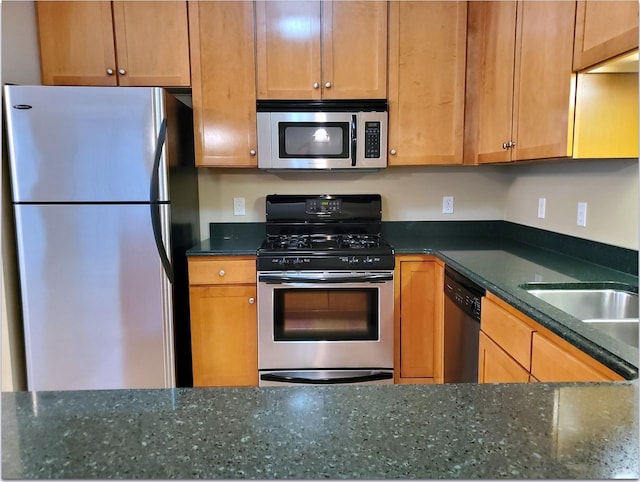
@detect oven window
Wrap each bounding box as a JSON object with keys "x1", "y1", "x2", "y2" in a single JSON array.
[
  {"x1": 278, "y1": 122, "x2": 349, "y2": 158},
  {"x1": 273, "y1": 288, "x2": 378, "y2": 341}
]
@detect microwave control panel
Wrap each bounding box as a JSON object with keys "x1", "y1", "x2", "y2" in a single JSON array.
[{"x1": 364, "y1": 121, "x2": 381, "y2": 158}]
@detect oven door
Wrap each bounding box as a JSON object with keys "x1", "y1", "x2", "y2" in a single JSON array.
[{"x1": 257, "y1": 271, "x2": 394, "y2": 382}]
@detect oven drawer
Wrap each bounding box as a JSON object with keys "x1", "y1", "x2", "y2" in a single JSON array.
[{"x1": 188, "y1": 256, "x2": 256, "y2": 285}]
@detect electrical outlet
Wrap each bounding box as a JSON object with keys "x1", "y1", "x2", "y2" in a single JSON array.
[
  {"x1": 577, "y1": 202, "x2": 587, "y2": 227},
  {"x1": 537, "y1": 197, "x2": 546, "y2": 219},
  {"x1": 442, "y1": 196, "x2": 454, "y2": 214},
  {"x1": 233, "y1": 197, "x2": 246, "y2": 216}
]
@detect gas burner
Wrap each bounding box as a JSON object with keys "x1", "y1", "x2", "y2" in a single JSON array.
[{"x1": 267, "y1": 234, "x2": 312, "y2": 250}]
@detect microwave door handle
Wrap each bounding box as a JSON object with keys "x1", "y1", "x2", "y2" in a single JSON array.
[{"x1": 351, "y1": 114, "x2": 357, "y2": 166}]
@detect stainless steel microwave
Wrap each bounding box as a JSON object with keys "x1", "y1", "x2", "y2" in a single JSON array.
[{"x1": 256, "y1": 100, "x2": 388, "y2": 170}]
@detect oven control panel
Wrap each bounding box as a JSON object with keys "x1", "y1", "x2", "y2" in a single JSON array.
[
  {"x1": 257, "y1": 254, "x2": 395, "y2": 271},
  {"x1": 306, "y1": 198, "x2": 342, "y2": 214}
]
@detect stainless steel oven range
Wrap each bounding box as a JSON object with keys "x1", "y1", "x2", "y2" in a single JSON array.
[{"x1": 257, "y1": 194, "x2": 395, "y2": 386}]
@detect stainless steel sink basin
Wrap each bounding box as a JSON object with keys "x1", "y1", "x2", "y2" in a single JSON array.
[
  {"x1": 521, "y1": 283, "x2": 639, "y2": 348},
  {"x1": 582, "y1": 319, "x2": 639, "y2": 348},
  {"x1": 525, "y1": 287, "x2": 638, "y2": 320}
]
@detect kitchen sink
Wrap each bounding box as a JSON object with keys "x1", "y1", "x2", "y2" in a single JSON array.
[{"x1": 520, "y1": 283, "x2": 639, "y2": 348}]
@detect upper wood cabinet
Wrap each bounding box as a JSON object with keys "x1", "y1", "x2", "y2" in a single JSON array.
[
  {"x1": 189, "y1": 1, "x2": 258, "y2": 167},
  {"x1": 466, "y1": 1, "x2": 576, "y2": 164},
  {"x1": 256, "y1": 1, "x2": 387, "y2": 100},
  {"x1": 36, "y1": 1, "x2": 190, "y2": 87},
  {"x1": 573, "y1": 1, "x2": 639, "y2": 71},
  {"x1": 387, "y1": 1, "x2": 467, "y2": 166},
  {"x1": 394, "y1": 255, "x2": 444, "y2": 384}
]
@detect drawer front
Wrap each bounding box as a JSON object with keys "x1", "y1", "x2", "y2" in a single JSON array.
[
  {"x1": 188, "y1": 257, "x2": 256, "y2": 285},
  {"x1": 481, "y1": 297, "x2": 535, "y2": 370}
]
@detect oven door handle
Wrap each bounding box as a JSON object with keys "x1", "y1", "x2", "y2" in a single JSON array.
[
  {"x1": 260, "y1": 371, "x2": 393, "y2": 385},
  {"x1": 258, "y1": 273, "x2": 393, "y2": 284}
]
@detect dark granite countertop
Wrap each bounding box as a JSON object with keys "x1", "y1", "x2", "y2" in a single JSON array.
[
  {"x1": 188, "y1": 221, "x2": 638, "y2": 379},
  {"x1": 2, "y1": 382, "x2": 638, "y2": 479}
]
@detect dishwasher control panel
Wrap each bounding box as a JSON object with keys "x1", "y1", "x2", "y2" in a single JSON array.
[{"x1": 444, "y1": 267, "x2": 485, "y2": 322}]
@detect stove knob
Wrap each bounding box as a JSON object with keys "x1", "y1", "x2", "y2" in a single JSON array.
[
  {"x1": 278, "y1": 258, "x2": 289, "y2": 267},
  {"x1": 349, "y1": 256, "x2": 360, "y2": 266},
  {"x1": 363, "y1": 256, "x2": 374, "y2": 265},
  {"x1": 292, "y1": 257, "x2": 303, "y2": 268}
]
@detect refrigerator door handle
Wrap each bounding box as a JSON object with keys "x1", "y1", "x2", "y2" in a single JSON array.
[{"x1": 150, "y1": 118, "x2": 174, "y2": 284}]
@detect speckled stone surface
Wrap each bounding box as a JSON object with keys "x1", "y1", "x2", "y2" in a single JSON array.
[{"x1": 2, "y1": 382, "x2": 638, "y2": 479}]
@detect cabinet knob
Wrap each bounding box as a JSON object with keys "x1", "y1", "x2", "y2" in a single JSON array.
[
  {"x1": 390, "y1": 149, "x2": 397, "y2": 155},
  {"x1": 313, "y1": 82, "x2": 320, "y2": 89},
  {"x1": 118, "y1": 69, "x2": 126, "y2": 76},
  {"x1": 249, "y1": 297, "x2": 255, "y2": 304},
  {"x1": 250, "y1": 149, "x2": 256, "y2": 156},
  {"x1": 106, "y1": 69, "x2": 114, "y2": 75},
  {"x1": 502, "y1": 142, "x2": 509, "y2": 150},
  {"x1": 325, "y1": 82, "x2": 332, "y2": 89},
  {"x1": 218, "y1": 270, "x2": 225, "y2": 277},
  {"x1": 510, "y1": 141, "x2": 516, "y2": 148}
]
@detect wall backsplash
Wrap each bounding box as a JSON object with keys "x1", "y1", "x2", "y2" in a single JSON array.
[{"x1": 197, "y1": 158, "x2": 639, "y2": 251}]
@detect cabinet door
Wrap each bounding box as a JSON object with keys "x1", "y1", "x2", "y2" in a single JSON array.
[
  {"x1": 530, "y1": 332, "x2": 624, "y2": 382},
  {"x1": 189, "y1": 1, "x2": 258, "y2": 167},
  {"x1": 574, "y1": 1, "x2": 639, "y2": 71},
  {"x1": 256, "y1": 1, "x2": 322, "y2": 99},
  {"x1": 36, "y1": 1, "x2": 118, "y2": 86},
  {"x1": 322, "y1": 1, "x2": 388, "y2": 99},
  {"x1": 478, "y1": 332, "x2": 530, "y2": 383},
  {"x1": 474, "y1": 1, "x2": 517, "y2": 164},
  {"x1": 388, "y1": 1, "x2": 466, "y2": 165},
  {"x1": 111, "y1": 1, "x2": 190, "y2": 87},
  {"x1": 511, "y1": 1, "x2": 576, "y2": 161},
  {"x1": 396, "y1": 257, "x2": 444, "y2": 382},
  {"x1": 189, "y1": 285, "x2": 258, "y2": 387}
]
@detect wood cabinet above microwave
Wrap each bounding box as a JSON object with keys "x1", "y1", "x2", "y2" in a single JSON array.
[
  {"x1": 255, "y1": 1, "x2": 388, "y2": 100},
  {"x1": 36, "y1": 1, "x2": 190, "y2": 87}
]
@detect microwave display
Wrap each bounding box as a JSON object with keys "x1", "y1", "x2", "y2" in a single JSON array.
[{"x1": 280, "y1": 122, "x2": 349, "y2": 158}]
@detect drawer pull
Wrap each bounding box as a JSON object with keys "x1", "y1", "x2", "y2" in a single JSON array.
[
  {"x1": 218, "y1": 270, "x2": 225, "y2": 277},
  {"x1": 249, "y1": 297, "x2": 255, "y2": 304}
]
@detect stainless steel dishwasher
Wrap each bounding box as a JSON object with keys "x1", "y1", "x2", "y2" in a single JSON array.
[{"x1": 443, "y1": 267, "x2": 485, "y2": 383}]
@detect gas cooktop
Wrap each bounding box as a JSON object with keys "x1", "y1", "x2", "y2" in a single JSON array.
[{"x1": 257, "y1": 194, "x2": 395, "y2": 271}]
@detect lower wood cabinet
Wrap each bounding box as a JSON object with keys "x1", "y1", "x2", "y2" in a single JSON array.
[
  {"x1": 478, "y1": 331, "x2": 530, "y2": 383},
  {"x1": 188, "y1": 256, "x2": 258, "y2": 387},
  {"x1": 394, "y1": 255, "x2": 444, "y2": 384},
  {"x1": 479, "y1": 292, "x2": 624, "y2": 383}
]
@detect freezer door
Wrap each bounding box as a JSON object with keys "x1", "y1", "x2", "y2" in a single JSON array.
[
  {"x1": 14, "y1": 203, "x2": 175, "y2": 391},
  {"x1": 4, "y1": 85, "x2": 167, "y2": 203}
]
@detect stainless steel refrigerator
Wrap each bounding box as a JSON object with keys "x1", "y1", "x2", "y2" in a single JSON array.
[{"x1": 4, "y1": 85, "x2": 199, "y2": 391}]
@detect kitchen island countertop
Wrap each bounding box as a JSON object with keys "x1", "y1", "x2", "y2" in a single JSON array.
[{"x1": 2, "y1": 381, "x2": 638, "y2": 479}]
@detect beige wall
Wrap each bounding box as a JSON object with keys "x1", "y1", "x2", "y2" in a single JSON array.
[
  {"x1": 505, "y1": 159, "x2": 638, "y2": 250},
  {"x1": 197, "y1": 166, "x2": 512, "y2": 234},
  {"x1": 197, "y1": 159, "x2": 639, "y2": 250},
  {"x1": 2, "y1": 0, "x2": 41, "y2": 391}
]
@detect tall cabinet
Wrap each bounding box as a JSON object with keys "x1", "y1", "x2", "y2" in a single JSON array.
[
  {"x1": 387, "y1": 1, "x2": 467, "y2": 166},
  {"x1": 466, "y1": 1, "x2": 576, "y2": 164},
  {"x1": 188, "y1": 1, "x2": 258, "y2": 167},
  {"x1": 36, "y1": 1, "x2": 191, "y2": 87}
]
